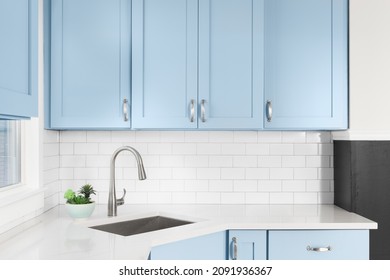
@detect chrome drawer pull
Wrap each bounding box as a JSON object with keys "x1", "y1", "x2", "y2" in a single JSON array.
[
  {"x1": 201, "y1": 99, "x2": 206, "y2": 122},
  {"x1": 232, "y1": 237, "x2": 238, "y2": 260},
  {"x1": 123, "y1": 99, "x2": 129, "y2": 122},
  {"x1": 190, "y1": 99, "x2": 195, "y2": 122},
  {"x1": 266, "y1": 100, "x2": 272, "y2": 122},
  {"x1": 307, "y1": 246, "x2": 331, "y2": 252}
]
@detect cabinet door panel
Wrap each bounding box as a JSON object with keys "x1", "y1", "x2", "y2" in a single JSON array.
[
  {"x1": 268, "y1": 230, "x2": 369, "y2": 260},
  {"x1": 264, "y1": 0, "x2": 348, "y2": 129},
  {"x1": 0, "y1": 0, "x2": 38, "y2": 119},
  {"x1": 132, "y1": 0, "x2": 198, "y2": 129},
  {"x1": 150, "y1": 231, "x2": 227, "y2": 260},
  {"x1": 50, "y1": 0, "x2": 131, "y2": 129},
  {"x1": 198, "y1": 0, "x2": 264, "y2": 129},
  {"x1": 228, "y1": 230, "x2": 267, "y2": 260}
]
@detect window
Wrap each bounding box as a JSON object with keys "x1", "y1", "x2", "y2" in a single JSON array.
[{"x1": 0, "y1": 120, "x2": 21, "y2": 188}]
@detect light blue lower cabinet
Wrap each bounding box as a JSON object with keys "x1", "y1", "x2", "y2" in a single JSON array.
[
  {"x1": 227, "y1": 230, "x2": 267, "y2": 260},
  {"x1": 149, "y1": 231, "x2": 227, "y2": 260},
  {"x1": 268, "y1": 230, "x2": 369, "y2": 260}
]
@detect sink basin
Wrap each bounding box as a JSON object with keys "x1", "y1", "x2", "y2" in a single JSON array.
[{"x1": 89, "y1": 216, "x2": 194, "y2": 236}]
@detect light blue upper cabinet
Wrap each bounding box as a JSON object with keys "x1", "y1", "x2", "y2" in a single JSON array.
[
  {"x1": 132, "y1": 0, "x2": 264, "y2": 130},
  {"x1": 264, "y1": 0, "x2": 348, "y2": 130},
  {"x1": 198, "y1": 0, "x2": 264, "y2": 129},
  {"x1": 0, "y1": 0, "x2": 38, "y2": 119},
  {"x1": 50, "y1": 0, "x2": 131, "y2": 129},
  {"x1": 228, "y1": 230, "x2": 267, "y2": 260},
  {"x1": 132, "y1": 0, "x2": 198, "y2": 129}
]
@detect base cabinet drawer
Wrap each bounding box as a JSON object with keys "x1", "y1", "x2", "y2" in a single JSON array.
[{"x1": 268, "y1": 230, "x2": 369, "y2": 260}]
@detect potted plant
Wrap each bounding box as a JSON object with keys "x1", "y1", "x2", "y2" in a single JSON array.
[{"x1": 64, "y1": 184, "x2": 96, "y2": 219}]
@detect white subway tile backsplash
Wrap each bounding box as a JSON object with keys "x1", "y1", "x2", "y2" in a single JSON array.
[
  {"x1": 282, "y1": 180, "x2": 306, "y2": 192},
  {"x1": 258, "y1": 156, "x2": 282, "y2": 168},
  {"x1": 209, "y1": 131, "x2": 234, "y2": 143},
  {"x1": 209, "y1": 180, "x2": 233, "y2": 192},
  {"x1": 87, "y1": 131, "x2": 112, "y2": 143},
  {"x1": 246, "y1": 144, "x2": 269, "y2": 155},
  {"x1": 294, "y1": 168, "x2": 318, "y2": 180},
  {"x1": 185, "y1": 155, "x2": 209, "y2": 167},
  {"x1": 61, "y1": 155, "x2": 86, "y2": 168},
  {"x1": 233, "y1": 156, "x2": 257, "y2": 168},
  {"x1": 234, "y1": 180, "x2": 257, "y2": 192},
  {"x1": 258, "y1": 180, "x2": 282, "y2": 192},
  {"x1": 282, "y1": 131, "x2": 306, "y2": 143},
  {"x1": 221, "y1": 192, "x2": 245, "y2": 204},
  {"x1": 282, "y1": 156, "x2": 306, "y2": 167},
  {"x1": 160, "y1": 155, "x2": 185, "y2": 167},
  {"x1": 257, "y1": 131, "x2": 282, "y2": 143},
  {"x1": 209, "y1": 156, "x2": 233, "y2": 167},
  {"x1": 270, "y1": 193, "x2": 294, "y2": 204},
  {"x1": 221, "y1": 168, "x2": 245, "y2": 180},
  {"x1": 135, "y1": 131, "x2": 161, "y2": 143},
  {"x1": 185, "y1": 180, "x2": 209, "y2": 192},
  {"x1": 197, "y1": 143, "x2": 221, "y2": 155},
  {"x1": 269, "y1": 144, "x2": 294, "y2": 155},
  {"x1": 306, "y1": 156, "x2": 330, "y2": 168},
  {"x1": 60, "y1": 143, "x2": 74, "y2": 155},
  {"x1": 246, "y1": 168, "x2": 270, "y2": 180},
  {"x1": 172, "y1": 143, "x2": 197, "y2": 155},
  {"x1": 47, "y1": 131, "x2": 334, "y2": 206},
  {"x1": 221, "y1": 144, "x2": 246, "y2": 155},
  {"x1": 197, "y1": 168, "x2": 221, "y2": 179},
  {"x1": 196, "y1": 192, "x2": 220, "y2": 204},
  {"x1": 294, "y1": 193, "x2": 318, "y2": 204},
  {"x1": 172, "y1": 192, "x2": 196, "y2": 204},
  {"x1": 245, "y1": 193, "x2": 269, "y2": 204},
  {"x1": 148, "y1": 143, "x2": 172, "y2": 155},
  {"x1": 160, "y1": 131, "x2": 185, "y2": 143},
  {"x1": 74, "y1": 143, "x2": 99, "y2": 155},
  {"x1": 234, "y1": 131, "x2": 258, "y2": 143},
  {"x1": 60, "y1": 131, "x2": 86, "y2": 143},
  {"x1": 111, "y1": 131, "x2": 136, "y2": 143},
  {"x1": 270, "y1": 168, "x2": 294, "y2": 180},
  {"x1": 294, "y1": 144, "x2": 318, "y2": 155}
]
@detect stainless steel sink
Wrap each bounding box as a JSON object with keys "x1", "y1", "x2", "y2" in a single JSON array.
[{"x1": 89, "y1": 216, "x2": 194, "y2": 236}]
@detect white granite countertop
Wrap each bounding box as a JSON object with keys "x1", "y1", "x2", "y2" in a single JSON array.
[{"x1": 0, "y1": 204, "x2": 377, "y2": 260}]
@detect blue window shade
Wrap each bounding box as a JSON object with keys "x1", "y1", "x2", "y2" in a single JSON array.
[{"x1": 0, "y1": 121, "x2": 21, "y2": 188}]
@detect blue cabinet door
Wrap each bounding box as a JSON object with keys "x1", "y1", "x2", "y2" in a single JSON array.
[
  {"x1": 150, "y1": 231, "x2": 227, "y2": 260},
  {"x1": 198, "y1": 0, "x2": 264, "y2": 129},
  {"x1": 0, "y1": 0, "x2": 38, "y2": 119},
  {"x1": 228, "y1": 230, "x2": 267, "y2": 260},
  {"x1": 268, "y1": 230, "x2": 369, "y2": 260},
  {"x1": 264, "y1": 0, "x2": 348, "y2": 130},
  {"x1": 50, "y1": 0, "x2": 131, "y2": 129},
  {"x1": 132, "y1": 0, "x2": 198, "y2": 129}
]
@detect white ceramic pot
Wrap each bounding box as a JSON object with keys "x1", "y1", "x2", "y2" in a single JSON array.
[{"x1": 65, "y1": 202, "x2": 95, "y2": 219}]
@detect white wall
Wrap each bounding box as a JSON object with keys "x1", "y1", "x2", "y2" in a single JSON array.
[
  {"x1": 57, "y1": 131, "x2": 334, "y2": 205},
  {"x1": 333, "y1": 0, "x2": 390, "y2": 140}
]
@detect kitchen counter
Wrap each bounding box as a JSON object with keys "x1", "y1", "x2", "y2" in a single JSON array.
[{"x1": 0, "y1": 204, "x2": 377, "y2": 260}]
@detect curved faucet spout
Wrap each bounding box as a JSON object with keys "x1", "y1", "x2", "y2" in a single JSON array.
[{"x1": 108, "y1": 146, "x2": 147, "y2": 216}]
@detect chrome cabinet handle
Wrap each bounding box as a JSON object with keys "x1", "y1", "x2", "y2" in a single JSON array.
[
  {"x1": 190, "y1": 99, "x2": 195, "y2": 122},
  {"x1": 201, "y1": 99, "x2": 206, "y2": 122},
  {"x1": 266, "y1": 100, "x2": 272, "y2": 122},
  {"x1": 307, "y1": 246, "x2": 331, "y2": 252},
  {"x1": 232, "y1": 237, "x2": 238, "y2": 260},
  {"x1": 123, "y1": 99, "x2": 129, "y2": 122}
]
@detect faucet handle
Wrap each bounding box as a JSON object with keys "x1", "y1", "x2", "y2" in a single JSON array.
[{"x1": 116, "y1": 188, "x2": 126, "y2": 206}]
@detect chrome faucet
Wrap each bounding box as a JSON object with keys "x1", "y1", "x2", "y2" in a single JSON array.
[{"x1": 108, "y1": 146, "x2": 147, "y2": 216}]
